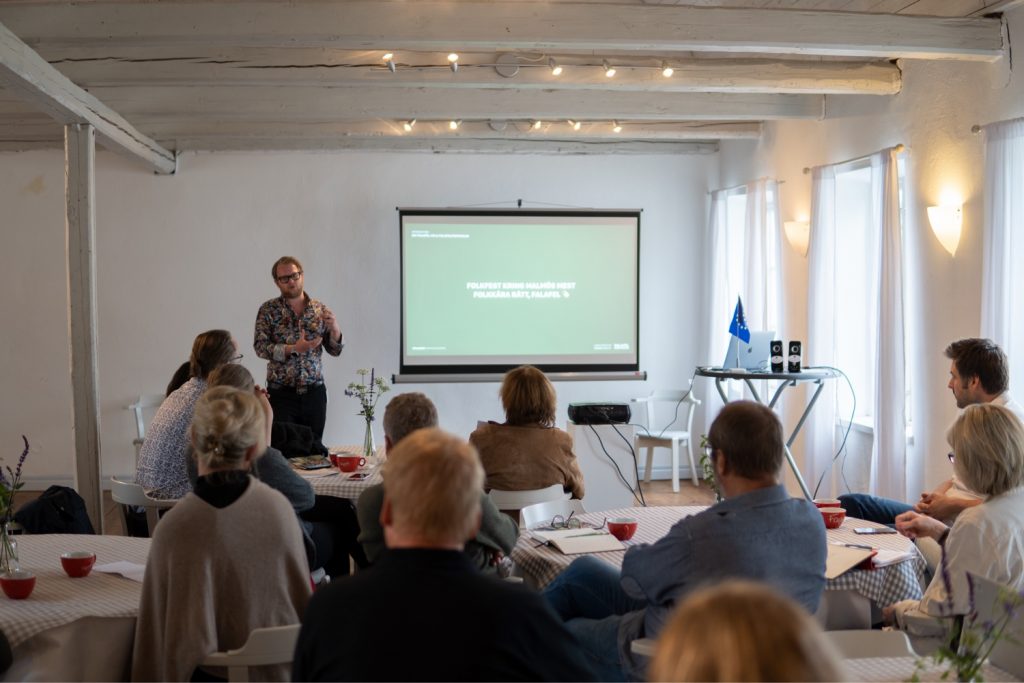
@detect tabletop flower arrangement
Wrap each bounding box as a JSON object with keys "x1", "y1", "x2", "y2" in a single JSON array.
[
  {"x1": 344, "y1": 368, "x2": 390, "y2": 458},
  {"x1": 1, "y1": 436, "x2": 29, "y2": 573}
]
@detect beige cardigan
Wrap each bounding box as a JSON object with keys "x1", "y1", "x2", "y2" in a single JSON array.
[
  {"x1": 131, "y1": 479, "x2": 311, "y2": 682},
  {"x1": 470, "y1": 422, "x2": 585, "y2": 499}
]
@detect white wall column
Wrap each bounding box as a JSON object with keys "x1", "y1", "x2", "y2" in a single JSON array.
[{"x1": 65, "y1": 122, "x2": 103, "y2": 532}]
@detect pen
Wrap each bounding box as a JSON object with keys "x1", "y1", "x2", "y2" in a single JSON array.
[
  {"x1": 842, "y1": 543, "x2": 874, "y2": 550},
  {"x1": 564, "y1": 532, "x2": 610, "y2": 538}
]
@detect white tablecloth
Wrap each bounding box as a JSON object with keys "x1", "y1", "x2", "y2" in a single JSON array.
[
  {"x1": 297, "y1": 446, "x2": 384, "y2": 500},
  {"x1": 845, "y1": 655, "x2": 1018, "y2": 682},
  {"x1": 1, "y1": 534, "x2": 151, "y2": 682},
  {"x1": 511, "y1": 506, "x2": 926, "y2": 608}
]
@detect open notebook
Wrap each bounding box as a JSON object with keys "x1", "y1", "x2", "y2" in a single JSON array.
[{"x1": 531, "y1": 529, "x2": 624, "y2": 555}]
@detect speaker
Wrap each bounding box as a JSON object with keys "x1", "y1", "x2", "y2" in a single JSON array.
[
  {"x1": 770, "y1": 340, "x2": 784, "y2": 373},
  {"x1": 788, "y1": 341, "x2": 802, "y2": 373}
]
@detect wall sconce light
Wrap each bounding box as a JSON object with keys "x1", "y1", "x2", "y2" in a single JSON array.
[
  {"x1": 927, "y1": 204, "x2": 963, "y2": 256},
  {"x1": 783, "y1": 221, "x2": 810, "y2": 256}
]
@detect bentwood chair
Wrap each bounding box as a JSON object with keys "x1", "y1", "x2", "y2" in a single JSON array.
[
  {"x1": 200, "y1": 624, "x2": 302, "y2": 682},
  {"x1": 520, "y1": 499, "x2": 588, "y2": 529},
  {"x1": 632, "y1": 389, "x2": 701, "y2": 492},
  {"x1": 109, "y1": 476, "x2": 177, "y2": 536}
]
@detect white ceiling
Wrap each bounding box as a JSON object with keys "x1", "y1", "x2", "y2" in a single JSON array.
[{"x1": 0, "y1": 0, "x2": 1014, "y2": 160}]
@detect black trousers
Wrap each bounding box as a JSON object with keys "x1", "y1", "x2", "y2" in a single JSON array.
[
  {"x1": 268, "y1": 383, "x2": 328, "y2": 441},
  {"x1": 301, "y1": 495, "x2": 368, "y2": 578}
]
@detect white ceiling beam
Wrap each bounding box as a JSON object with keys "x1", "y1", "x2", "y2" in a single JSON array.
[
  {"x1": 0, "y1": 1, "x2": 1003, "y2": 61},
  {"x1": 0, "y1": 19, "x2": 175, "y2": 174},
  {"x1": 44, "y1": 49, "x2": 902, "y2": 95},
  {"x1": 163, "y1": 138, "x2": 720, "y2": 155},
  {"x1": 23, "y1": 86, "x2": 822, "y2": 122}
]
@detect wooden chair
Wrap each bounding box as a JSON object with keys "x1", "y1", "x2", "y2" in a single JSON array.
[
  {"x1": 520, "y1": 499, "x2": 587, "y2": 529},
  {"x1": 632, "y1": 389, "x2": 701, "y2": 492},
  {"x1": 109, "y1": 476, "x2": 177, "y2": 536},
  {"x1": 200, "y1": 624, "x2": 302, "y2": 682}
]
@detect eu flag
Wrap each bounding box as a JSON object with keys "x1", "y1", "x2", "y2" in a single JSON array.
[{"x1": 728, "y1": 297, "x2": 751, "y2": 343}]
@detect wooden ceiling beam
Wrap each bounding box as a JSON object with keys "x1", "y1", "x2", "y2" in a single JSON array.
[
  {"x1": 0, "y1": 20, "x2": 175, "y2": 173},
  {"x1": 0, "y1": 1, "x2": 1003, "y2": 61}
]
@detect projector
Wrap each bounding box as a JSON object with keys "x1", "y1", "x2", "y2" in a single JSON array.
[{"x1": 568, "y1": 403, "x2": 631, "y2": 425}]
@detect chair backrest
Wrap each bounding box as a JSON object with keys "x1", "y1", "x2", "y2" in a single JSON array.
[
  {"x1": 634, "y1": 390, "x2": 702, "y2": 434},
  {"x1": 109, "y1": 476, "x2": 177, "y2": 536},
  {"x1": 487, "y1": 484, "x2": 569, "y2": 513},
  {"x1": 200, "y1": 624, "x2": 302, "y2": 682},
  {"x1": 966, "y1": 572, "x2": 1024, "y2": 678},
  {"x1": 127, "y1": 394, "x2": 165, "y2": 460},
  {"x1": 521, "y1": 499, "x2": 587, "y2": 528},
  {"x1": 824, "y1": 629, "x2": 913, "y2": 658}
]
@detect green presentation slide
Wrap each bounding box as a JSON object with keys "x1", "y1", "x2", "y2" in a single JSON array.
[{"x1": 401, "y1": 212, "x2": 638, "y2": 369}]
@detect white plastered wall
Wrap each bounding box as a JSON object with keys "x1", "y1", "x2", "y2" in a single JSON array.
[{"x1": 0, "y1": 150, "x2": 716, "y2": 485}]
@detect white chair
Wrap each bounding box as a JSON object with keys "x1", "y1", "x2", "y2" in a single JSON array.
[
  {"x1": 632, "y1": 389, "x2": 702, "y2": 492},
  {"x1": 127, "y1": 394, "x2": 165, "y2": 463},
  {"x1": 109, "y1": 476, "x2": 177, "y2": 536},
  {"x1": 967, "y1": 572, "x2": 1024, "y2": 678},
  {"x1": 521, "y1": 499, "x2": 587, "y2": 529},
  {"x1": 200, "y1": 624, "x2": 302, "y2": 682},
  {"x1": 825, "y1": 629, "x2": 914, "y2": 658},
  {"x1": 488, "y1": 484, "x2": 569, "y2": 518}
]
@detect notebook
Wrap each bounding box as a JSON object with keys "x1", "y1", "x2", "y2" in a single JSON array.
[{"x1": 531, "y1": 529, "x2": 624, "y2": 555}]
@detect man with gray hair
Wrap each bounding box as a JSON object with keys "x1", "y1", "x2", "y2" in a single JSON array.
[
  {"x1": 294, "y1": 429, "x2": 596, "y2": 681},
  {"x1": 356, "y1": 392, "x2": 517, "y2": 572}
]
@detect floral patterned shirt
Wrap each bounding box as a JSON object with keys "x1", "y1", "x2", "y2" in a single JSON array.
[
  {"x1": 135, "y1": 377, "x2": 206, "y2": 499},
  {"x1": 254, "y1": 293, "x2": 343, "y2": 389}
]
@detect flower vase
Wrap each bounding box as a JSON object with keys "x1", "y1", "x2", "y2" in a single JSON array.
[
  {"x1": 0, "y1": 522, "x2": 19, "y2": 574},
  {"x1": 362, "y1": 419, "x2": 375, "y2": 458}
]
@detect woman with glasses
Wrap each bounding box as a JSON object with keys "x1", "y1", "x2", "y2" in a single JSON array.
[
  {"x1": 470, "y1": 365, "x2": 585, "y2": 499},
  {"x1": 136, "y1": 329, "x2": 239, "y2": 500},
  {"x1": 884, "y1": 403, "x2": 1024, "y2": 636}
]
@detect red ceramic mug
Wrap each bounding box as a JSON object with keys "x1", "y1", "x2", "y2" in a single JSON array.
[
  {"x1": 337, "y1": 455, "x2": 366, "y2": 473},
  {"x1": 820, "y1": 507, "x2": 846, "y2": 529},
  {"x1": 0, "y1": 569, "x2": 36, "y2": 599},
  {"x1": 607, "y1": 517, "x2": 639, "y2": 541},
  {"x1": 813, "y1": 498, "x2": 842, "y2": 509},
  {"x1": 60, "y1": 551, "x2": 97, "y2": 578}
]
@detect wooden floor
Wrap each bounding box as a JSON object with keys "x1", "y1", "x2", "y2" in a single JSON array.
[{"x1": 14, "y1": 478, "x2": 715, "y2": 535}]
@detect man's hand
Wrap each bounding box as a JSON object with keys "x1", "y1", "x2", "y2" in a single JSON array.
[
  {"x1": 322, "y1": 306, "x2": 342, "y2": 343},
  {"x1": 255, "y1": 385, "x2": 273, "y2": 445},
  {"x1": 914, "y1": 492, "x2": 975, "y2": 522},
  {"x1": 292, "y1": 327, "x2": 322, "y2": 354},
  {"x1": 894, "y1": 510, "x2": 948, "y2": 541}
]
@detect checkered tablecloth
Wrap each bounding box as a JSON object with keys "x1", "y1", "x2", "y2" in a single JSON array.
[
  {"x1": 511, "y1": 506, "x2": 926, "y2": 607},
  {"x1": 844, "y1": 656, "x2": 1018, "y2": 682},
  {"x1": 1, "y1": 534, "x2": 151, "y2": 648},
  {"x1": 298, "y1": 446, "x2": 384, "y2": 501}
]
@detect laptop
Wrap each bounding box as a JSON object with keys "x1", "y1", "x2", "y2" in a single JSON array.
[{"x1": 722, "y1": 331, "x2": 775, "y2": 372}]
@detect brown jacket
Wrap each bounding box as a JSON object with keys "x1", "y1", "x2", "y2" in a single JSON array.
[{"x1": 470, "y1": 422, "x2": 585, "y2": 499}]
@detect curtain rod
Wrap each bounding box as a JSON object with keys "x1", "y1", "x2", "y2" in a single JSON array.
[
  {"x1": 707, "y1": 177, "x2": 785, "y2": 196},
  {"x1": 802, "y1": 143, "x2": 905, "y2": 175}
]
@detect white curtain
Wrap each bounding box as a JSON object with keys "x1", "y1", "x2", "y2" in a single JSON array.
[
  {"x1": 805, "y1": 149, "x2": 907, "y2": 499},
  {"x1": 981, "y1": 117, "x2": 1024, "y2": 394},
  {"x1": 704, "y1": 179, "x2": 782, "y2": 417}
]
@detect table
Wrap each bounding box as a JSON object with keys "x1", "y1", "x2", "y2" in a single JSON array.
[
  {"x1": 511, "y1": 507, "x2": 925, "y2": 611},
  {"x1": 296, "y1": 445, "x2": 384, "y2": 501},
  {"x1": 844, "y1": 656, "x2": 1018, "y2": 682},
  {"x1": 696, "y1": 367, "x2": 841, "y2": 499},
  {"x1": 1, "y1": 534, "x2": 151, "y2": 682}
]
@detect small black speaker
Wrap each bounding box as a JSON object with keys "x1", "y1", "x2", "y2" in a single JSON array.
[
  {"x1": 788, "y1": 341, "x2": 802, "y2": 373},
  {"x1": 770, "y1": 340, "x2": 784, "y2": 373}
]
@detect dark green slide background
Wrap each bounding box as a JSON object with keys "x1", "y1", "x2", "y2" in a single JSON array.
[{"x1": 403, "y1": 220, "x2": 637, "y2": 359}]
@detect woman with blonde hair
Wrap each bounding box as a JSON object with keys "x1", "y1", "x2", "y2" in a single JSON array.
[
  {"x1": 132, "y1": 386, "x2": 311, "y2": 681},
  {"x1": 649, "y1": 580, "x2": 843, "y2": 682},
  {"x1": 885, "y1": 402, "x2": 1024, "y2": 636},
  {"x1": 469, "y1": 365, "x2": 585, "y2": 498}
]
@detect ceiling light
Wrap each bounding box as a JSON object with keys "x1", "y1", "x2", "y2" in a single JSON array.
[
  {"x1": 448, "y1": 53, "x2": 459, "y2": 73},
  {"x1": 568, "y1": 119, "x2": 581, "y2": 131},
  {"x1": 532, "y1": 120, "x2": 543, "y2": 130},
  {"x1": 403, "y1": 119, "x2": 416, "y2": 132},
  {"x1": 612, "y1": 121, "x2": 622, "y2": 133},
  {"x1": 603, "y1": 60, "x2": 616, "y2": 78},
  {"x1": 383, "y1": 52, "x2": 396, "y2": 73},
  {"x1": 662, "y1": 62, "x2": 674, "y2": 78},
  {"x1": 449, "y1": 119, "x2": 461, "y2": 130},
  {"x1": 548, "y1": 57, "x2": 563, "y2": 76}
]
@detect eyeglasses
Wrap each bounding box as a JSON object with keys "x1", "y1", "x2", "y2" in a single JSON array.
[
  {"x1": 948, "y1": 452, "x2": 956, "y2": 464},
  {"x1": 276, "y1": 272, "x2": 302, "y2": 284}
]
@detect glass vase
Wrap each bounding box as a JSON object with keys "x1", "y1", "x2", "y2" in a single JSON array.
[
  {"x1": 0, "y1": 522, "x2": 19, "y2": 574},
  {"x1": 362, "y1": 419, "x2": 375, "y2": 458}
]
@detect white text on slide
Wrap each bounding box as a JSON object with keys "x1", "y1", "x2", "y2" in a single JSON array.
[{"x1": 466, "y1": 281, "x2": 577, "y2": 299}]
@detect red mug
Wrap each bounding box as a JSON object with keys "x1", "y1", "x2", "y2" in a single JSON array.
[
  {"x1": 60, "y1": 551, "x2": 97, "y2": 578},
  {"x1": 820, "y1": 507, "x2": 846, "y2": 529},
  {"x1": 336, "y1": 455, "x2": 366, "y2": 473},
  {"x1": 0, "y1": 569, "x2": 36, "y2": 599},
  {"x1": 813, "y1": 498, "x2": 842, "y2": 509},
  {"x1": 607, "y1": 517, "x2": 638, "y2": 541}
]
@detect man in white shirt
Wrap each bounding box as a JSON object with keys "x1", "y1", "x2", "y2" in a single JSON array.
[{"x1": 841, "y1": 338, "x2": 1023, "y2": 525}]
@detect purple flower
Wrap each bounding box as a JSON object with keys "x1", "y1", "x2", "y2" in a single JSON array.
[{"x1": 939, "y1": 546, "x2": 955, "y2": 616}]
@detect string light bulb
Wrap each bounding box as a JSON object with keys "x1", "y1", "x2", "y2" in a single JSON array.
[
  {"x1": 449, "y1": 119, "x2": 461, "y2": 130},
  {"x1": 403, "y1": 119, "x2": 416, "y2": 132},
  {"x1": 447, "y1": 53, "x2": 459, "y2": 73},
  {"x1": 603, "y1": 60, "x2": 616, "y2": 78},
  {"x1": 548, "y1": 57, "x2": 563, "y2": 76},
  {"x1": 612, "y1": 121, "x2": 622, "y2": 133},
  {"x1": 383, "y1": 52, "x2": 396, "y2": 73},
  {"x1": 661, "y1": 62, "x2": 674, "y2": 77}
]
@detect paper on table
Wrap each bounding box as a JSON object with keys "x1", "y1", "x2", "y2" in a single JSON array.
[
  {"x1": 93, "y1": 561, "x2": 147, "y2": 582},
  {"x1": 871, "y1": 548, "x2": 915, "y2": 567},
  {"x1": 826, "y1": 544, "x2": 876, "y2": 579},
  {"x1": 531, "y1": 529, "x2": 624, "y2": 555}
]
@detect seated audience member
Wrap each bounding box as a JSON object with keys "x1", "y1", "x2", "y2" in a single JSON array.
[
  {"x1": 884, "y1": 403, "x2": 1024, "y2": 636},
  {"x1": 470, "y1": 365, "x2": 585, "y2": 498},
  {"x1": 543, "y1": 401, "x2": 826, "y2": 681},
  {"x1": 136, "y1": 329, "x2": 239, "y2": 499},
  {"x1": 201, "y1": 364, "x2": 364, "y2": 578},
  {"x1": 357, "y1": 392, "x2": 517, "y2": 573},
  {"x1": 650, "y1": 580, "x2": 843, "y2": 682},
  {"x1": 293, "y1": 428, "x2": 597, "y2": 682},
  {"x1": 841, "y1": 338, "x2": 1024, "y2": 526},
  {"x1": 133, "y1": 387, "x2": 311, "y2": 682}
]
